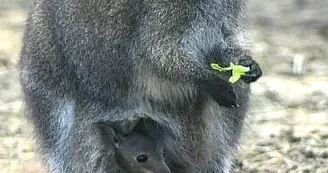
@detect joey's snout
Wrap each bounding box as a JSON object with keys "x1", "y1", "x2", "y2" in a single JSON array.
[
  {"x1": 149, "y1": 161, "x2": 171, "y2": 173},
  {"x1": 156, "y1": 165, "x2": 171, "y2": 173}
]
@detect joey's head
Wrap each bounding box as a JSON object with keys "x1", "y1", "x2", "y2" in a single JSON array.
[{"x1": 98, "y1": 124, "x2": 171, "y2": 173}]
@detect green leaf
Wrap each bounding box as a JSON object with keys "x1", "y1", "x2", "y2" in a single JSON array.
[
  {"x1": 233, "y1": 65, "x2": 250, "y2": 74},
  {"x1": 210, "y1": 62, "x2": 250, "y2": 84},
  {"x1": 229, "y1": 74, "x2": 241, "y2": 84},
  {"x1": 210, "y1": 63, "x2": 225, "y2": 71},
  {"x1": 210, "y1": 63, "x2": 232, "y2": 71}
]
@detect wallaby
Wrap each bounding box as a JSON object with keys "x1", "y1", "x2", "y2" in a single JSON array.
[{"x1": 20, "y1": 0, "x2": 262, "y2": 172}]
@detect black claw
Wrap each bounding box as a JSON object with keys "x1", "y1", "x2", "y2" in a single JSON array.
[{"x1": 238, "y1": 58, "x2": 262, "y2": 83}]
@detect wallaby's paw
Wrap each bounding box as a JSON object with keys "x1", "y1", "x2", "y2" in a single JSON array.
[
  {"x1": 238, "y1": 58, "x2": 262, "y2": 83},
  {"x1": 200, "y1": 77, "x2": 237, "y2": 107}
]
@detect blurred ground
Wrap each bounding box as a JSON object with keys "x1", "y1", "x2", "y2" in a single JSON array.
[
  {"x1": 233, "y1": 0, "x2": 328, "y2": 172},
  {"x1": 0, "y1": 0, "x2": 327, "y2": 173}
]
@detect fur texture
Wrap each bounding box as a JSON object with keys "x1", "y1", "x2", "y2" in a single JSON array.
[{"x1": 20, "y1": 0, "x2": 262, "y2": 173}]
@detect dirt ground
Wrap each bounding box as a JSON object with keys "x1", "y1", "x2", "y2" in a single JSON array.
[{"x1": 0, "y1": 0, "x2": 327, "y2": 173}]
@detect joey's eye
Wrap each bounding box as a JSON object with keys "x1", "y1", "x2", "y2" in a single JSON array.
[{"x1": 136, "y1": 155, "x2": 148, "y2": 163}]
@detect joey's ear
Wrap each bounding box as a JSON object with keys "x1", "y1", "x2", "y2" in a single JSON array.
[
  {"x1": 96, "y1": 123, "x2": 124, "y2": 148},
  {"x1": 115, "y1": 118, "x2": 141, "y2": 134},
  {"x1": 134, "y1": 119, "x2": 147, "y2": 133}
]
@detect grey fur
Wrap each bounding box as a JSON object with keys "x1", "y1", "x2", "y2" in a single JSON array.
[{"x1": 20, "y1": 0, "x2": 262, "y2": 173}]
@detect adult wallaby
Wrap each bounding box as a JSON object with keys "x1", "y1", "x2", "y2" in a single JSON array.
[{"x1": 20, "y1": 0, "x2": 262, "y2": 172}]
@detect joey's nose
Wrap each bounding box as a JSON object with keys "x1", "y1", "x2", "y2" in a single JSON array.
[{"x1": 158, "y1": 165, "x2": 171, "y2": 173}]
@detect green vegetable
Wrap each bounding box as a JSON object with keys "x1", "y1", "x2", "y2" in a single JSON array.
[{"x1": 210, "y1": 62, "x2": 250, "y2": 84}]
